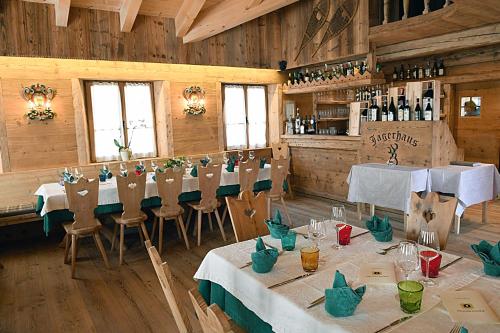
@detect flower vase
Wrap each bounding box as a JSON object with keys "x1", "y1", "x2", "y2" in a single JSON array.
[{"x1": 120, "y1": 149, "x2": 131, "y2": 161}]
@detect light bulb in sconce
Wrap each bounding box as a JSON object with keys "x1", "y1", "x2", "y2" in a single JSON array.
[
  {"x1": 21, "y1": 83, "x2": 57, "y2": 121},
  {"x1": 183, "y1": 86, "x2": 206, "y2": 115}
]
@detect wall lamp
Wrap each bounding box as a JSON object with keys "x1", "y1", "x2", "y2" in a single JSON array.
[
  {"x1": 21, "y1": 83, "x2": 57, "y2": 121},
  {"x1": 183, "y1": 86, "x2": 206, "y2": 115}
]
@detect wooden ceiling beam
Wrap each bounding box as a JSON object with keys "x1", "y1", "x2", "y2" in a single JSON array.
[
  {"x1": 182, "y1": 0, "x2": 298, "y2": 43},
  {"x1": 55, "y1": 0, "x2": 71, "y2": 27},
  {"x1": 120, "y1": 0, "x2": 143, "y2": 32},
  {"x1": 175, "y1": 0, "x2": 206, "y2": 38}
]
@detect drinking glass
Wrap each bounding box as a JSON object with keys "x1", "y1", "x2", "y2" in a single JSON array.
[
  {"x1": 73, "y1": 167, "x2": 82, "y2": 179},
  {"x1": 119, "y1": 163, "x2": 127, "y2": 176},
  {"x1": 249, "y1": 151, "x2": 255, "y2": 160},
  {"x1": 418, "y1": 230, "x2": 440, "y2": 287},
  {"x1": 396, "y1": 241, "x2": 420, "y2": 280},
  {"x1": 205, "y1": 154, "x2": 212, "y2": 164},
  {"x1": 398, "y1": 280, "x2": 424, "y2": 314},
  {"x1": 186, "y1": 157, "x2": 193, "y2": 169},
  {"x1": 238, "y1": 151, "x2": 244, "y2": 161},
  {"x1": 281, "y1": 230, "x2": 297, "y2": 251},
  {"x1": 301, "y1": 247, "x2": 320, "y2": 272},
  {"x1": 223, "y1": 152, "x2": 229, "y2": 164},
  {"x1": 308, "y1": 218, "x2": 327, "y2": 248},
  {"x1": 151, "y1": 160, "x2": 158, "y2": 172},
  {"x1": 331, "y1": 205, "x2": 346, "y2": 249}
]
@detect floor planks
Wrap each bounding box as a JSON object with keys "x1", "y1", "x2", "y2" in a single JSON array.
[{"x1": 0, "y1": 195, "x2": 498, "y2": 333}]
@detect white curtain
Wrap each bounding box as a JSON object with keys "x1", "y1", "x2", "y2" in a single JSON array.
[
  {"x1": 224, "y1": 85, "x2": 247, "y2": 150},
  {"x1": 246, "y1": 86, "x2": 267, "y2": 149},
  {"x1": 124, "y1": 83, "x2": 157, "y2": 158},
  {"x1": 90, "y1": 82, "x2": 123, "y2": 162}
]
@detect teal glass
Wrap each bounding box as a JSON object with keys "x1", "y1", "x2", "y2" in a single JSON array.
[
  {"x1": 397, "y1": 280, "x2": 424, "y2": 314},
  {"x1": 280, "y1": 231, "x2": 297, "y2": 251}
]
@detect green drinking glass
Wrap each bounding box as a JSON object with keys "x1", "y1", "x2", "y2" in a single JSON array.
[
  {"x1": 397, "y1": 280, "x2": 424, "y2": 314},
  {"x1": 281, "y1": 230, "x2": 297, "y2": 251}
]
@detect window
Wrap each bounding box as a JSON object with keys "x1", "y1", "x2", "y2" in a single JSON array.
[
  {"x1": 460, "y1": 96, "x2": 481, "y2": 117},
  {"x1": 223, "y1": 85, "x2": 267, "y2": 150},
  {"x1": 85, "y1": 81, "x2": 157, "y2": 162}
]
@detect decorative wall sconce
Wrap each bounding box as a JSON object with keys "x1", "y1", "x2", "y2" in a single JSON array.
[
  {"x1": 21, "y1": 83, "x2": 57, "y2": 121},
  {"x1": 183, "y1": 86, "x2": 206, "y2": 115}
]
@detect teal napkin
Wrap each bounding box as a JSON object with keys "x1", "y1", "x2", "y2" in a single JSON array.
[
  {"x1": 460, "y1": 327, "x2": 468, "y2": 333},
  {"x1": 265, "y1": 210, "x2": 289, "y2": 239},
  {"x1": 190, "y1": 165, "x2": 198, "y2": 177},
  {"x1": 259, "y1": 157, "x2": 266, "y2": 169},
  {"x1": 62, "y1": 172, "x2": 75, "y2": 183},
  {"x1": 365, "y1": 215, "x2": 393, "y2": 242},
  {"x1": 251, "y1": 237, "x2": 279, "y2": 273},
  {"x1": 471, "y1": 240, "x2": 500, "y2": 276},
  {"x1": 325, "y1": 270, "x2": 366, "y2": 317},
  {"x1": 226, "y1": 156, "x2": 235, "y2": 172},
  {"x1": 200, "y1": 158, "x2": 209, "y2": 167}
]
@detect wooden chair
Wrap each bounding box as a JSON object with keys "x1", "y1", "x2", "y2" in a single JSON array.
[
  {"x1": 271, "y1": 142, "x2": 289, "y2": 159},
  {"x1": 111, "y1": 172, "x2": 150, "y2": 265},
  {"x1": 145, "y1": 240, "x2": 193, "y2": 333},
  {"x1": 150, "y1": 167, "x2": 190, "y2": 253},
  {"x1": 406, "y1": 192, "x2": 458, "y2": 250},
  {"x1": 189, "y1": 289, "x2": 243, "y2": 333},
  {"x1": 226, "y1": 190, "x2": 269, "y2": 242},
  {"x1": 63, "y1": 177, "x2": 109, "y2": 278},
  {"x1": 145, "y1": 241, "x2": 242, "y2": 333},
  {"x1": 268, "y1": 157, "x2": 293, "y2": 227},
  {"x1": 238, "y1": 159, "x2": 260, "y2": 192},
  {"x1": 187, "y1": 164, "x2": 226, "y2": 246}
]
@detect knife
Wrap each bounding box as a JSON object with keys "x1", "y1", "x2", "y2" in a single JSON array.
[
  {"x1": 351, "y1": 230, "x2": 370, "y2": 239},
  {"x1": 268, "y1": 273, "x2": 312, "y2": 289},
  {"x1": 307, "y1": 295, "x2": 326, "y2": 309},
  {"x1": 373, "y1": 316, "x2": 412, "y2": 333},
  {"x1": 439, "y1": 256, "x2": 463, "y2": 271}
]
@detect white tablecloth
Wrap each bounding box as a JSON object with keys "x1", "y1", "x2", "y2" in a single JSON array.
[
  {"x1": 194, "y1": 225, "x2": 490, "y2": 333},
  {"x1": 429, "y1": 164, "x2": 500, "y2": 216},
  {"x1": 347, "y1": 164, "x2": 430, "y2": 213},
  {"x1": 34, "y1": 165, "x2": 271, "y2": 216}
]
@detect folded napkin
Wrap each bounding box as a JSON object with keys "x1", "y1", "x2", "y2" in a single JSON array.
[
  {"x1": 365, "y1": 215, "x2": 393, "y2": 242},
  {"x1": 98, "y1": 169, "x2": 113, "y2": 181},
  {"x1": 325, "y1": 270, "x2": 366, "y2": 317},
  {"x1": 190, "y1": 165, "x2": 198, "y2": 177},
  {"x1": 471, "y1": 240, "x2": 500, "y2": 276},
  {"x1": 265, "y1": 210, "x2": 289, "y2": 239},
  {"x1": 251, "y1": 237, "x2": 279, "y2": 273},
  {"x1": 460, "y1": 327, "x2": 468, "y2": 333},
  {"x1": 259, "y1": 157, "x2": 266, "y2": 169},
  {"x1": 200, "y1": 158, "x2": 209, "y2": 167},
  {"x1": 62, "y1": 172, "x2": 75, "y2": 183},
  {"x1": 226, "y1": 156, "x2": 236, "y2": 172},
  {"x1": 135, "y1": 164, "x2": 145, "y2": 176}
]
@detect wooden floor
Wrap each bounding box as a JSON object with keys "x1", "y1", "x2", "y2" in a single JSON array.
[{"x1": 0, "y1": 195, "x2": 498, "y2": 333}]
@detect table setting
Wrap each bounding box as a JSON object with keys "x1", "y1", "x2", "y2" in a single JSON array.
[{"x1": 194, "y1": 206, "x2": 499, "y2": 333}]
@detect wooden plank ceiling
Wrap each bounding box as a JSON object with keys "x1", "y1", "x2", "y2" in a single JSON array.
[{"x1": 21, "y1": 0, "x2": 295, "y2": 42}]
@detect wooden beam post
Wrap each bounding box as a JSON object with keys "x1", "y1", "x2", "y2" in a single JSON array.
[
  {"x1": 55, "y1": 0, "x2": 71, "y2": 27},
  {"x1": 383, "y1": 0, "x2": 389, "y2": 24},
  {"x1": 183, "y1": 0, "x2": 298, "y2": 43},
  {"x1": 120, "y1": 0, "x2": 142, "y2": 33},
  {"x1": 402, "y1": 0, "x2": 409, "y2": 19},
  {"x1": 175, "y1": 0, "x2": 207, "y2": 38}
]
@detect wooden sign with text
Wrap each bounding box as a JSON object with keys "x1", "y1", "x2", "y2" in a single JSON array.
[{"x1": 359, "y1": 121, "x2": 459, "y2": 167}]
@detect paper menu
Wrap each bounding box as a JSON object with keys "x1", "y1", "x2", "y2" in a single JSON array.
[
  {"x1": 358, "y1": 263, "x2": 396, "y2": 284},
  {"x1": 441, "y1": 291, "x2": 500, "y2": 324}
]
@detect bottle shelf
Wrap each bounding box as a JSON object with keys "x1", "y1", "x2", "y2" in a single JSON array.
[
  {"x1": 283, "y1": 71, "x2": 386, "y2": 95},
  {"x1": 316, "y1": 101, "x2": 352, "y2": 105},
  {"x1": 317, "y1": 117, "x2": 350, "y2": 122}
]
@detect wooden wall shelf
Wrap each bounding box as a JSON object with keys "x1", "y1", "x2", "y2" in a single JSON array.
[{"x1": 283, "y1": 72, "x2": 386, "y2": 95}]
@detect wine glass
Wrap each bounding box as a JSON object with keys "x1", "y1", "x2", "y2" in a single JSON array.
[
  {"x1": 308, "y1": 218, "x2": 327, "y2": 248},
  {"x1": 151, "y1": 160, "x2": 158, "y2": 172},
  {"x1": 186, "y1": 157, "x2": 193, "y2": 169},
  {"x1": 223, "y1": 152, "x2": 229, "y2": 165},
  {"x1": 331, "y1": 205, "x2": 346, "y2": 250},
  {"x1": 396, "y1": 241, "x2": 420, "y2": 280},
  {"x1": 418, "y1": 230, "x2": 440, "y2": 287},
  {"x1": 238, "y1": 151, "x2": 244, "y2": 161},
  {"x1": 205, "y1": 154, "x2": 212, "y2": 164},
  {"x1": 119, "y1": 163, "x2": 127, "y2": 176},
  {"x1": 249, "y1": 151, "x2": 255, "y2": 160},
  {"x1": 73, "y1": 167, "x2": 82, "y2": 180}
]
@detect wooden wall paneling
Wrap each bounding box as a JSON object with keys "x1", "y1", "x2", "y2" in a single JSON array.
[
  {"x1": 267, "y1": 84, "x2": 282, "y2": 145},
  {"x1": 153, "y1": 80, "x2": 174, "y2": 157},
  {"x1": 0, "y1": 80, "x2": 11, "y2": 173},
  {"x1": 1, "y1": 78, "x2": 79, "y2": 171},
  {"x1": 71, "y1": 78, "x2": 91, "y2": 165},
  {"x1": 215, "y1": 82, "x2": 225, "y2": 152}
]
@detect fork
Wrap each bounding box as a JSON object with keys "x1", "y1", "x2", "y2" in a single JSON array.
[
  {"x1": 449, "y1": 323, "x2": 462, "y2": 333},
  {"x1": 376, "y1": 244, "x2": 399, "y2": 255}
]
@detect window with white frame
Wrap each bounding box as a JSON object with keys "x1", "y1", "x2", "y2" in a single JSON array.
[
  {"x1": 223, "y1": 85, "x2": 267, "y2": 150},
  {"x1": 85, "y1": 81, "x2": 157, "y2": 162}
]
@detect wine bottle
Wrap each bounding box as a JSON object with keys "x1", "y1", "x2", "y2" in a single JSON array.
[
  {"x1": 418, "y1": 66, "x2": 424, "y2": 79},
  {"x1": 424, "y1": 100, "x2": 433, "y2": 121},
  {"x1": 309, "y1": 116, "x2": 316, "y2": 134},
  {"x1": 381, "y1": 101, "x2": 388, "y2": 121},
  {"x1": 398, "y1": 101, "x2": 404, "y2": 121},
  {"x1": 304, "y1": 115, "x2": 309, "y2": 133},
  {"x1": 361, "y1": 61, "x2": 367, "y2": 75},
  {"x1": 295, "y1": 108, "x2": 301, "y2": 134},
  {"x1": 399, "y1": 64, "x2": 405, "y2": 81},
  {"x1": 406, "y1": 65, "x2": 411, "y2": 80},
  {"x1": 438, "y1": 60, "x2": 445, "y2": 76},
  {"x1": 403, "y1": 100, "x2": 410, "y2": 121},
  {"x1": 374, "y1": 99, "x2": 381, "y2": 121},
  {"x1": 388, "y1": 97, "x2": 396, "y2": 121},
  {"x1": 432, "y1": 60, "x2": 438, "y2": 77},
  {"x1": 393, "y1": 67, "x2": 398, "y2": 81},
  {"x1": 287, "y1": 73, "x2": 292, "y2": 86},
  {"x1": 304, "y1": 68, "x2": 310, "y2": 82},
  {"x1": 414, "y1": 98, "x2": 422, "y2": 121},
  {"x1": 354, "y1": 61, "x2": 360, "y2": 75},
  {"x1": 425, "y1": 61, "x2": 431, "y2": 78},
  {"x1": 413, "y1": 65, "x2": 419, "y2": 80}
]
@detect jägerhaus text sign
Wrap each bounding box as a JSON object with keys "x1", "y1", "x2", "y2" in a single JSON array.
[{"x1": 359, "y1": 121, "x2": 436, "y2": 167}]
